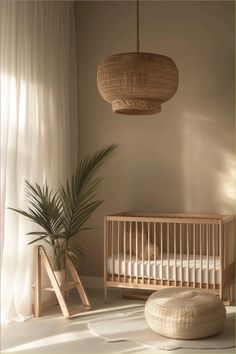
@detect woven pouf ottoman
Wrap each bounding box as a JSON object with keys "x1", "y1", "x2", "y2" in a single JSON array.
[{"x1": 145, "y1": 288, "x2": 226, "y2": 339}]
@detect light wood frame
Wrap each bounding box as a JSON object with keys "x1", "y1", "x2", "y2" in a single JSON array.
[
  {"x1": 33, "y1": 245, "x2": 90, "y2": 319},
  {"x1": 104, "y1": 213, "x2": 235, "y2": 304}
]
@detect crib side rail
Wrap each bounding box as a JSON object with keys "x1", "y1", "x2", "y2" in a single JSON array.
[
  {"x1": 104, "y1": 216, "x2": 224, "y2": 295},
  {"x1": 106, "y1": 215, "x2": 222, "y2": 224}
]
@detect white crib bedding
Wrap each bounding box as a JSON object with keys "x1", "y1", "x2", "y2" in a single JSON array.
[{"x1": 107, "y1": 253, "x2": 220, "y2": 284}]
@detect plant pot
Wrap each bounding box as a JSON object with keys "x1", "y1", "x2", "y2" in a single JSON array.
[{"x1": 54, "y1": 270, "x2": 66, "y2": 286}]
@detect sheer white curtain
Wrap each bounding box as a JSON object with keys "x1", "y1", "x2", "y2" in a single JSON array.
[{"x1": 0, "y1": 1, "x2": 78, "y2": 323}]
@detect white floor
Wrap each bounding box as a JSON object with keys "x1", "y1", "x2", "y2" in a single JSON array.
[{"x1": 1, "y1": 289, "x2": 236, "y2": 354}]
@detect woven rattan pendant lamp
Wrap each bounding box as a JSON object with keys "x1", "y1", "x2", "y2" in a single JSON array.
[{"x1": 97, "y1": 0, "x2": 178, "y2": 115}]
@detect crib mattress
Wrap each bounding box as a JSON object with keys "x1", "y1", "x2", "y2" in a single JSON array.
[{"x1": 107, "y1": 253, "x2": 220, "y2": 284}]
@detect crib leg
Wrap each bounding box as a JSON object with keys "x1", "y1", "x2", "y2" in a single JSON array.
[
  {"x1": 222, "y1": 286, "x2": 232, "y2": 306},
  {"x1": 219, "y1": 286, "x2": 223, "y2": 301},
  {"x1": 104, "y1": 284, "x2": 108, "y2": 303},
  {"x1": 229, "y1": 285, "x2": 233, "y2": 304}
]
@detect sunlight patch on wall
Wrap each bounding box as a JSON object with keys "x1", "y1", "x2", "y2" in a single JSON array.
[
  {"x1": 181, "y1": 112, "x2": 235, "y2": 214},
  {"x1": 220, "y1": 157, "x2": 236, "y2": 212}
]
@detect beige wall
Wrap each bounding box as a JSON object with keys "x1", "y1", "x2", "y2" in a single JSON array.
[{"x1": 74, "y1": 1, "x2": 235, "y2": 277}]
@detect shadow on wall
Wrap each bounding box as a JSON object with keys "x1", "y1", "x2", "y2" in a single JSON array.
[{"x1": 181, "y1": 111, "x2": 235, "y2": 214}]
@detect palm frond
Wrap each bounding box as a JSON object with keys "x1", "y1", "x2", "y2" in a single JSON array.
[
  {"x1": 65, "y1": 247, "x2": 83, "y2": 270},
  {"x1": 70, "y1": 200, "x2": 104, "y2": 236},
  {"x1": 26, "y1": 231, "x2": 48, "y2": 236},
  {"x1": 27, "y1": 235, "x2": 48, "y2": 245},
  {"x1": 9, "y1": 180, "x2": 64, "y2": 242},
  {"x1": 10, "y1": 144, "x2": 117, "y2": 270},
  {"x1": 60, "y1": 144, "x2": 117, "y2": 241}
]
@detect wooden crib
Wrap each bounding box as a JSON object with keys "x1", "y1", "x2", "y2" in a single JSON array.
[{"x1": 104, "y1": 213, "x2": 235, "y2": 304}]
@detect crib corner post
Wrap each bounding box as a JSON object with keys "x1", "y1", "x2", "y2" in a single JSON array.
[
  {"x1": 104, "y1": 216, "x2": 108, "y2": 303},
  {"x1": 229, "y1": 284, "x2": 233, "y2": 304},
  {"x1": 219, "y1": 221, "x2": 223, "y2": 300}
]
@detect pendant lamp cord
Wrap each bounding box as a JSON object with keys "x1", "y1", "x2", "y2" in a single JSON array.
[{"x1": 136, "y1": 0, "x2": 140, "y2": 52}]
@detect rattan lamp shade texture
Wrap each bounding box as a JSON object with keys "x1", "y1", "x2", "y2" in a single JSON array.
[{"x1": 97, "y1": 52, "x2": 178, "y2": 115}]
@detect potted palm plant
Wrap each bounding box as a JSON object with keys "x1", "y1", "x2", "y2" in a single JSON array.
[{"x1": 10, "y1": 144, "x2": 117, "y2": 284}]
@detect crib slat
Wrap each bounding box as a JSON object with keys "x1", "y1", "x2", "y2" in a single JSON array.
[
  {"x1": 233, "y1": 219, "x2": 235, "y2": 264},
  {"x1": 228, "y1": 222, "x2": 230, "y2": 266},
  {"x1": 112, "y1": 221, "x2": 114, "y2": 282},
  {"x1": 124, "y1": 221, "x2": 126, "y2": 283},
  {"x1": 213, "y1": 224, "x2": 216, "y2": 290},
  {"x1": 233, "y1": 220, "x2": 234, "y2": 262},
  {"x1": 226, "y1": 223, "x2": 228, "y2": 269},
  {"x1": 227, "y1": 221, "x2": 229, "y2": 278},
  {"x1": 219, "y1": 222, "x2": 223, "y2": 298},
  {"x1": 233, "y1": 219, "x2": 235, "y2": 269},
  {"x1": 136, "y1": 221, "x2": 138, "y2": 284},
  {"x1": 154, "y1": 222, "x2": 157, "y2": 285},
  {"x1": 227, "y1": 223, "x2": 229, "y2": 267},
  {"x1": 104, "y1": 219, "x2": 107, "y2": 302},
  {"x1": 207, "y1": 224, "x2": 209, "y2": 289},
  {"x1": 161, "y1": 223, "x2": 163, "y2": 286},
  {"x1": 193, "y1": 224, "x2": 196, "y2": 288},
  {"x1": 229, "y1": 221, "x2": 231, "y2": 266},
  {"x1": 227, "y1": 223, "x2": 229, "y2": 269},
  {"x1": 174, "y1": 223, "x2": 176, "y2": 286},
  {"x1": 118, "y1": 221, "x2": 120, "y2": 282},
  {"x1": 129, "y1": 221, "x2": 132, "y2": 285},
  {"x1": 200, "y1": 224, "x2": 202, "y2": 288},
  {"x1": 224, "y1": 223, "x2": 226, "y2": 271},
  {"x1": 142, "y1": 222, "x2": 144, "y2": 284},
  {"x1": 231, "y1": 220, "x2": 234, "y2": 266},
  {"x1": 148, "y1": 222, "x2": 150, "y2": 284},
  {"x1": 180, "y1": 223, "x2": 183, "y2": 287},
  {"x1": 167, "y1": 223, "x2": 170, "y2": 286},
  {"x1": 230, "y1": 221, "x2": 232, "y2": 267},
  {"x1": 229, "y1": 222, "x2": 231, "y2": 267},
  {"x1": 187, "y1": 224, "x2": 189, "y2": 287}
]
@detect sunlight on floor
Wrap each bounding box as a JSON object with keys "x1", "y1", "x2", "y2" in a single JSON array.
[
  {"x1": 78, "y1": 303, "x2": 144, "y2": 316},
  {"x1": 4, "y1": 331, "x2": 92, "y2": 353},
  {"x1": 2, "y1": 289, "x2": 235, "y2": 354}
]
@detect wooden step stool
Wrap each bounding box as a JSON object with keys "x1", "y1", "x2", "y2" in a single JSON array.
[{"x1": 33, "y1": 245, "x2": 91, "y2": 319}]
